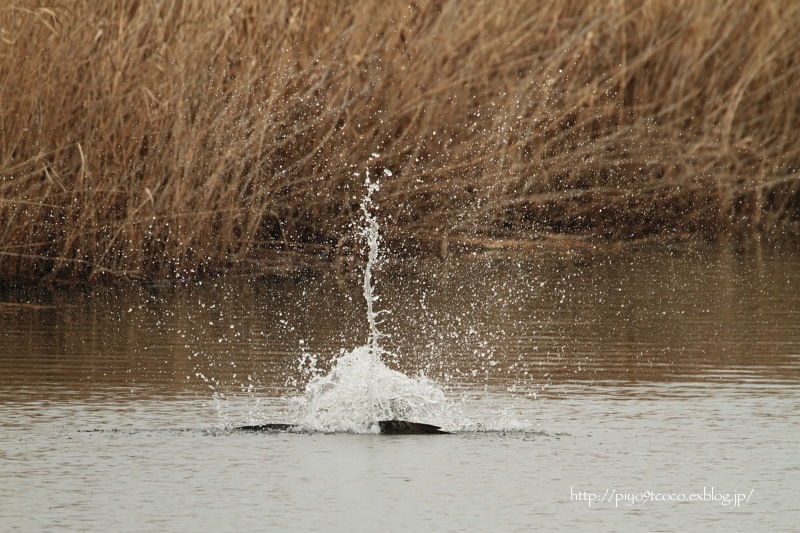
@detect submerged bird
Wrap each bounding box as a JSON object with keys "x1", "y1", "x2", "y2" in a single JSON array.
[
  {"x1": 236, "y1": 420, "x2": 449, "y2": 435},
  {"x1": 377, "y1": 420, "x2": 449, "y2": 434}
]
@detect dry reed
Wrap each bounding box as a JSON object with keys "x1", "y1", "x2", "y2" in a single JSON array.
[{"x1": 1, "y1": 0, "x2": 799, "y2": 281}]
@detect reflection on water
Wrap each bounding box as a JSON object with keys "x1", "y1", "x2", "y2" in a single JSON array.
[
  {"x1": 2, "y1": 245, "x2": 798, "y2": 400},
  {"x1": 1, "y1": 244, "x2": 799, "y2": 531}
]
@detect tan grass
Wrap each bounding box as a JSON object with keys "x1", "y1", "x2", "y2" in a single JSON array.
[{"x1": 1, "y1": 0, "x2": 799, "y2": 281}]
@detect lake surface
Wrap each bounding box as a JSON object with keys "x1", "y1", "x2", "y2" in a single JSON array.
[{"x1": 1, "y1": 244, "x2": 799, "y2": 531}]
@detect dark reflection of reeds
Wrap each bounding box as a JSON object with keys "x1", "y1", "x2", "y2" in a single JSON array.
[
  {"x1": 379, "y1": 246, "x2": 800, "y2": 393},
  {"x1": 1, "y1": 248, "x2": 798, "y2": 401},
  {"x1": 1, "y1": 1, "x2": 799, "y2": 282}
]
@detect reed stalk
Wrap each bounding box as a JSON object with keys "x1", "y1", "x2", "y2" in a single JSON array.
[{"x1": 1, "y1": 0, "x2": 798, "y2": 281}]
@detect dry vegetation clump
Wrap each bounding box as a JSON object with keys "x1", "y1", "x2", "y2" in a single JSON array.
[{"x1": 1, "y1": 0, "x2": 799, "y2": 281}]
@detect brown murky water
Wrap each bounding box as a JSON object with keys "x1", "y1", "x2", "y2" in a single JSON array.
[{"x1": 1, "y1": 244, "x2": 799, "y2": 531}]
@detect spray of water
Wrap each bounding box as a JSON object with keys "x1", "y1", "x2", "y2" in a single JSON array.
[
  {"x1": 361, "y1": 171, "x2": 384, "y2": 356},
  {"x1": 203, "y1": 166, "x2": 532, "y2": 433},
  {"x1": 295, "y1": 169, "x2": 452, "y2": 433}
]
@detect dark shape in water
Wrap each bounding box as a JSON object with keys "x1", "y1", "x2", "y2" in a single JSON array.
[
  {"x1": 237, "y1": 423, "x2": 296, "y2": 432},
  {"x1": 378, "y1": 420, "x2": 450, "y2": 435},
  {"x1": 235, "y1": 420, "x2": 450, "y2": 435}
]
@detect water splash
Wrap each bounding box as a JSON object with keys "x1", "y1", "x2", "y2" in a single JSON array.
[
  {"x1": 296, "y1": 345, "x2": 449, "y2": 433},
  {"x1": 294, "y1": 169, "x2": 453, "y2": 432},
  {"x1": 361, "y1": 170, "x2": 385, "y2": 356},
  {"x1": 204, "y1": 168, "x2": 533, "y2": 433}
]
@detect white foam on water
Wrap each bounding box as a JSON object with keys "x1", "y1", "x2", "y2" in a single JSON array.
[{"x1": 293, "y1": 345, "x2": 452, "y2": 433}]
